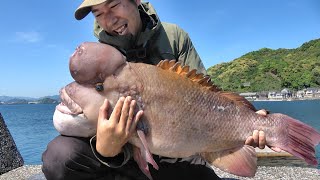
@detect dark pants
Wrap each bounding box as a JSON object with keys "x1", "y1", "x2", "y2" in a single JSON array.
[{"x1": 42, "y1": 135, "x2": 221, "y2": 180}]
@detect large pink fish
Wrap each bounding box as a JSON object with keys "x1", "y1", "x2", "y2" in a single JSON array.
[{"x1": 53, "y1": 42, "x2": 320, "y2": 179}]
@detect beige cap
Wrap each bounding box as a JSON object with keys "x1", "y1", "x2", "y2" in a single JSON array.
[{"x1": 75, "y1": 0, "x2": 108, "y2": 20}]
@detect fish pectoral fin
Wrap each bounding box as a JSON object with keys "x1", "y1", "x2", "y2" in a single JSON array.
[
  {"x1": 133, "y1": 130, "x2": 159, "y2": 180},
  {"x1": 137, "y1": 130, "x2": 159, "y2": 170},
  {"x1": 201, "y1": 145, "x2": 257, "y2": 177},
  {"x1": 133, "y1": 146, "x2": 153, "y2": 180}
]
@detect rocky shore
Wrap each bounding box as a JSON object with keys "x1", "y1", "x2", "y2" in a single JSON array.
[
  {"x1": 0, "y1": 165, "x2": 44, "y2": 180},
  {"x1": 0, "y1": 164, "x2": 319, "y2": 180}
]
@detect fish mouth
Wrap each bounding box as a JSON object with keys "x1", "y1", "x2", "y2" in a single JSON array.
[{"x1": 56, "y1": 87, "x2": 83, "y2": 115}]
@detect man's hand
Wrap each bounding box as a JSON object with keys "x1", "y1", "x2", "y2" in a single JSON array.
[
  {"x1": 244, "y1": 109, "x2": 267, "y2": 149},
  {"x1": 245, "y1": 109, "x2": 282, "y2": 152},
  {"x1": 245, "y1": 130, "x2": 266, "y2": 149},
  {"x1": 96, "y1": 96, "x2": 143, "y2": 157}
]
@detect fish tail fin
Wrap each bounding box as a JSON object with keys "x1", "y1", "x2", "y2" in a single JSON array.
[
  {"x1": 269, "y1": 113, "x2": 320, "y2": 166},
  {"x1": 201, "y1": 145, "x2": 257, "y2": 177}
]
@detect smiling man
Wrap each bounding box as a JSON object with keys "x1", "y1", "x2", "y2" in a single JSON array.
[
  {"x1": 75, "y1": 0, "x2": 208, "y2": 69},
  {"x1": 91, "y1": 0, "x2": 142, "y2": 36},
  {"x1": 42, "y1": 0, "x2": 268, "y2": 179}
]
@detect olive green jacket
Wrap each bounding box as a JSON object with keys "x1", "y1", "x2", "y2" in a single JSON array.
[{"x1": 93, "y1": 2, "x2": 206, "y2": 74}]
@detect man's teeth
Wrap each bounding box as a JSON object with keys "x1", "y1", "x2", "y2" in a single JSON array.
[{"x1": 115, "y1": 25, "x2": 126, "y2": 35}]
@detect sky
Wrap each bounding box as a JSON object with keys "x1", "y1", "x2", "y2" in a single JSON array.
[{"x1": 0, "y1": 0, "x2": 319, "y2": 98}]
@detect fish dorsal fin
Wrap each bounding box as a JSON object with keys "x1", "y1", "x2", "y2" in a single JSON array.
[
  {"x1": 157, "y1": 60, "x2": 257, "y2": 111},
  {"x1": 157, "y1": 60, "x2": 221, "y2": 92},
  {"x1": 157, "y1": 59, "x2": 256, "y2": 111}
]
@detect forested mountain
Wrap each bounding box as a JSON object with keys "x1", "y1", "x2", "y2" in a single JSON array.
[{"x1": 207, "y1": 38, "x2": 320, "y2": 92}]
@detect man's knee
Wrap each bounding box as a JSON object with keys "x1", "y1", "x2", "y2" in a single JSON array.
[{"x1": 42, "y1": 135, "x2": 93, "y2": 180}]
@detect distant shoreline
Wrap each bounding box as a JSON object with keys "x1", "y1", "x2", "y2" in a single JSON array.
[
  {"x1": 0, "y1": 102, "x2": 59, "y2": 105},
  {"x1": 249, "y1": 98, "x2": 320, "y2": 102}
]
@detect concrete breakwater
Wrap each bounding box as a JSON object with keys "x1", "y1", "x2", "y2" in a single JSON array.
[{"x1": 0, "y1": 113, "x2": 24, "y2": 175}]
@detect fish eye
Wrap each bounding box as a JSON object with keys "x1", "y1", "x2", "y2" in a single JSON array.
[{"x1": 95, "y1": 83, "x2": 104, "y2": 92}]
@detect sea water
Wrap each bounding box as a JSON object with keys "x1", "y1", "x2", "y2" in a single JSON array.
[{"x1": 0, "y1": 104, "x2": 58, "y2": 164}]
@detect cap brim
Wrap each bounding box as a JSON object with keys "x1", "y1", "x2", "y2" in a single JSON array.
[
  {"x1": 75, "y1": 0, "x2": 108, "y2": 20},
  {"x1": 75, "y1": 7, "x2": 91, "y2": 20}
]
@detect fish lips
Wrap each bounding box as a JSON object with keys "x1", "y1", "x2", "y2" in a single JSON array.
[
  {"x1": 53, "y1": 108, "x2": 96, "y2": 137},
  {"x1": 56, "y1": 87, "x2": 83, "y2": 115},
  {"x1": 53, "y1": 87, "x2": 97, "y2": 137}
]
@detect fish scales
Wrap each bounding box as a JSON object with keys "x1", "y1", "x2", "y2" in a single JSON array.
[{"x1": 122, "y1": 63, "x2": 277, "y2": 155}]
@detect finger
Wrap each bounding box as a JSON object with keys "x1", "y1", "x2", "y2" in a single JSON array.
[
  {"x1": 98, "y1": 99, "x2": 109, "y2": 125},
  {"x1": 109, "y1": 97, "x2": 125, "y2": 123},
  {"x1": 252, "y1": 130, "x2": 259, "y2": 146},
  {"x1": 256, "y1": 109, "x2": 267, "y2": 116},
  {"x1": 258, "y1": 131, "x2": 266, "y2": 149},
  {"x1": 119, "y1": 96, "x2": 132, "y2": 129},
  {"x1": 245, "y1": 136, "x2": 254, "y2": 145},
  {"x1": 130, "y1": 110, "x2": 143, "y2": 133},
  {"x1": 125, "y1": 99, "x2": 136, "y2": 134}
]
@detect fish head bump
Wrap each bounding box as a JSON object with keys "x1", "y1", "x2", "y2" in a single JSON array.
[{"x1": 69, "y1": 42, "x2": 126, "y2": 84}]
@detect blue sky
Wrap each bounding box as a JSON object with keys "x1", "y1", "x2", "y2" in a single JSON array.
[{"x1": 0, "y1": 0, "x2": 319, "y2": 98}]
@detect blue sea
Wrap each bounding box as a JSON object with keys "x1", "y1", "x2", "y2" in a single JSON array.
[
  {"x1": 0, "y1": 104, "x2": 59, "y2": 164},
  {"x1": 0, "y1": 100, "x2": 320, "y2": 166}
]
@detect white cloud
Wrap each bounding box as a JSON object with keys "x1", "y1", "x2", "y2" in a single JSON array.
[{"x1": 14, "y1": 31, "x2": 42, "y2": 43}]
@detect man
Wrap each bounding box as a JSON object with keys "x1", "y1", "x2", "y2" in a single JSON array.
[{"x1": 42, "y1": 0, "x2": 268, "y2": 179}]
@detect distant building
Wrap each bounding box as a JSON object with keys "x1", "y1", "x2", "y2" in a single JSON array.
[
  {"x1": 239, "y1": 92, "x2": 257, "y2": 100},
  {"x1": 316, "y1": 89, "x2": 320, "y2": 98},
  {"x1": 257, "y1": 92, "x2": 268, "y2": 100},
  {"x1": 296, "y1": 90, "x2": 305, "y2": 98},
  {"x1": 305, "y1": 88, "x2": 318, "y2": 98},
  {"x1": 242, "y1": 82, "x2": 251, "y2": 87},
  {"x1": 268, "y1": 91, "x2": 283, "y2": 100},
  {"x1": 281, "y1": 88, "x2": 292, "y2": 98}
]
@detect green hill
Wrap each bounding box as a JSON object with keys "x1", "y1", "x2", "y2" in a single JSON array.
[{"x1": 207, "y1": 38, "x2": 320, "y2": 92}]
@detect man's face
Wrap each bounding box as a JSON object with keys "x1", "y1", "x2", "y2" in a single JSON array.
[{"x1": 92, "y1": 0, "x2": 142, "y2": 37}]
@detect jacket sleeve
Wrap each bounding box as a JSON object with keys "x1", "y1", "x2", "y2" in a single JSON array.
[
  {"x1": 175, "y1": 27, "x2": 207, "y2": 75},
  {"x1": 89, "y1": 135, "x2": 132, "y2": 168}
]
